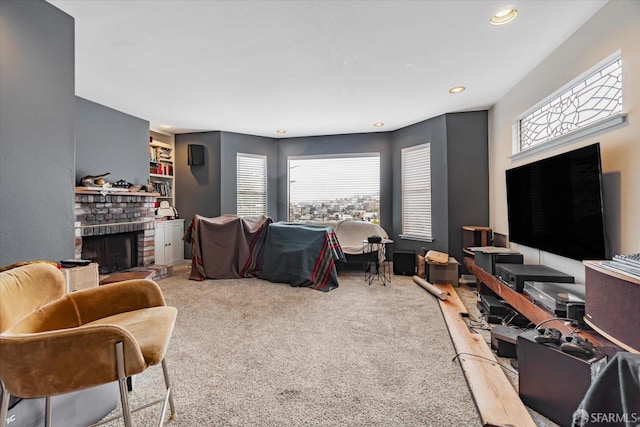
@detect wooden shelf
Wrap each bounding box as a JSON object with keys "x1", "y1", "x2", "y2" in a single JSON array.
[
  {"x1": 462, "y1": 225, "x2": 492, "y2": 256},
  {"x1": 149, "y1": 134, "x2": 175, "y2": 205},
  {"x1": 463, "y1": 257, "x2": 618, "y2": 352},
  {"x1": 75, "y1": 187, "x2": 159, "y2": 197}
]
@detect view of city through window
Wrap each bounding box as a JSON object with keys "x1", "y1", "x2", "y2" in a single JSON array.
[{"x1": 288, "y1": 155, "x2": 380, "y2": 223}]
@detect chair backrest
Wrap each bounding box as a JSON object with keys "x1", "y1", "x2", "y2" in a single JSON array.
[{"x1": 0, "y1": 263, "x2": 66, "y2": 334}]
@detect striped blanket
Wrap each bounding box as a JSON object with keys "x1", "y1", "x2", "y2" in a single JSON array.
[{"x1": 258, "y1": 222, "x2": 345, "y2": 292}]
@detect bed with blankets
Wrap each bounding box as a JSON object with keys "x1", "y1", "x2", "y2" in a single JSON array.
[{"x1": 182, "y1": 215, "x2": 346, "y2": 291}]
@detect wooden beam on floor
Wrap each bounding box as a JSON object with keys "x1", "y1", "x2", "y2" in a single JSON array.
[{"x1": 435, "y1": 283, "x2": 536, "y2": 427}]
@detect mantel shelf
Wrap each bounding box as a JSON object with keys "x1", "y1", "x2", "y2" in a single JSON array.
[{"x1": 75, "y1": 187, "x2": 160, "y2": 197}]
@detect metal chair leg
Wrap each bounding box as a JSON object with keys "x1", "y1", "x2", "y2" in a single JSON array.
[
  {"x1": 0, "y1": 381, "x2": 10, "y2": 427},
  {"x1": 91, "y1": 342, "x2": 176, "y2": 427},
  {"x1": 116, "y1": 342, "x2": 134, "y2": 427},
  {"x1": 161, "y1": 358, "x2": 177, "y2": 420},
  {"x1": 45, "y1": 396, "x2": 52, "y2": 427}
]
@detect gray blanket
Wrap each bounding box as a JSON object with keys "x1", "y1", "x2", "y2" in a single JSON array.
[
  {"x1": 573, "y1": 352, "x2": 640, "y2": 426},
  {"x1": 183, "y1": 214, "x2": 272, "y2": 280},
  {"x1": 258, "y1": 222, "x2": 345, "y2": 292}
]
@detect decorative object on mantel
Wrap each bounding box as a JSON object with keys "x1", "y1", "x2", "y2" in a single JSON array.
[
  {"x1": 80, "y1": 184, "x2": 127, "y2": 196},
  {"x1": 112, "y1": 179, "x2": 131, "y2": 188},
  {"x1": 79, "y1": 172, "x2": 111, "y2": 187}
]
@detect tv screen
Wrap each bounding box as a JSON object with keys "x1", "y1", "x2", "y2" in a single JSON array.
[{"x1": 506, "y1": 143, "x2": 607, "y2": 261}]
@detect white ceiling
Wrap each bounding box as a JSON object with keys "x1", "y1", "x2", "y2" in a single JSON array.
[{"x1": 47, "y1": 0, "x2": 608, "y2": 138}]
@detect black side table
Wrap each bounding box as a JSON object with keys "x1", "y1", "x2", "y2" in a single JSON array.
[{"x1": 363, "y1": 239, "x2": 393, "y2": 285}]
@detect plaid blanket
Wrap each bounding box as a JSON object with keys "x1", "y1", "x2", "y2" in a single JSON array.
[{"x1": 258, "y1": 222, "x2": 345, "y2": 292}]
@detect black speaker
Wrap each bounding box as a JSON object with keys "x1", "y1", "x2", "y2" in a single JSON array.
[
  {"x1": 188, "y1": 144, "x2": 205, "y2": 166},
  {"x1": 393, "y1": 251, "x2": 415, "y2": 276}
]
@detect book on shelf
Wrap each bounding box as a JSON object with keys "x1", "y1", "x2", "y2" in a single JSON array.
[
  {"x1": 149, "y1": 145, "x2": 172, "y2": 163},
  {"x1": 149, "y1": 163, "x2": 173, "y2": 176},
  {"x1": 150, "y1": 181, "x2": 172, "y2": 198}
]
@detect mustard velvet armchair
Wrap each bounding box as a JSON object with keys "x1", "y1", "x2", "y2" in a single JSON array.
[{"x1": 0, "y1": 263, "x2": 178, "y2": 427}]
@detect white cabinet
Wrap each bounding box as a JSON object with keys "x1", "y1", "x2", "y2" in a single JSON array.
[{"x1": 155, "y1": 219, "x2": 185, "y2": 265}]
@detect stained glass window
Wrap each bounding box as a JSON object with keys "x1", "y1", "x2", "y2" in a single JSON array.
[{"x1": 516, "y1": 56, "x2": 622, "y2": 153}]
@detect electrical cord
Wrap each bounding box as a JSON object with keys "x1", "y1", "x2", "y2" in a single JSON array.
[
  {"x1": 501, "y1": 308, "x2": 519, "y2": 327},
  {"x1": 452, "y1": 352, "x2": 497, "y2": 364},
  {"x1": 466, "y1": 312, "x2": 492, "y2": 332},
  {"x1": 452, "y1": 352, "x2": 519, "y2": 375},
  {"x1": 534, "y1": 317, "x2": 582, "y2": 330}
]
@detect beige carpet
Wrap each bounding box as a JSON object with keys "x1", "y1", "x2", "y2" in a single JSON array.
[{"x1": 102, "y1": 263, "x2": 481, "y2": 426}]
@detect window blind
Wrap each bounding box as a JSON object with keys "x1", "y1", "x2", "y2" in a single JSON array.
[
  {"x1": 401, "y1": 143, "x2": 432, "y2": 241},
  {"x1": 237, "y1": 153, "x2": 267, "y2": 216}
]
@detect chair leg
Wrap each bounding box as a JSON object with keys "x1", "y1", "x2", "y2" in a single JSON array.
[
  {"x1": 45, "y1": 396, "x2": 52, "y2": 427},
  {"x1": 1, "y1": 382, "x2": 54, "y2": 427},
  {"x1": 115, "y1": 342, "x2": 134, "y2": 427},
  {"x1": 0, "y1": 380, "x2": 10, "y2": 427},
  {"x1": 161, "y1": 358, "x2": 177, "y2": 420}
]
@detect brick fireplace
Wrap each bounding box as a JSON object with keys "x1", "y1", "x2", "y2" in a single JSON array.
[{"x1": 74, "y1": 189, "x2": 157, "y2": 273}]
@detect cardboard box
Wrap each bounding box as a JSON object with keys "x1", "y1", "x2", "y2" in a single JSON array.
[
  {"x1": 428, "y1": 257, "x2": 460, "y2": 287},
  {"x1": 62, "y1": 263, "x2": 99, "y2": 292}
]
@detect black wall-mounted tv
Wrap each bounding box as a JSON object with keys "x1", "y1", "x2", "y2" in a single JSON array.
[{"x1": 505, "y1": 143, "x2": 607, "y2": 261}]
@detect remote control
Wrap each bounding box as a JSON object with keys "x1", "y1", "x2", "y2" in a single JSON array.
[
  {"x1": 560, "y1": 335, "x2": 595, "y2": 358},
  {"x1": 534, "y1": 327, "x2": 562, "y2": 345}
]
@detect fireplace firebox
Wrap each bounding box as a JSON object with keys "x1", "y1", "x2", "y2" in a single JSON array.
[{"x1": 82, "y1": 232, "x2": 139, "y2": 274}]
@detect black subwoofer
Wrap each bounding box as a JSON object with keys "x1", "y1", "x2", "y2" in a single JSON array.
[{"x1": 393, "y1": 251, "x2": 416, "y2": 276}]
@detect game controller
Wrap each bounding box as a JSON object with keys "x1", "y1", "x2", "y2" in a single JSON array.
[
  {"x1": 534, "y1": 327, "x2": 562, "y2": 345},
  {"x1": 560, "y1": 335, "x2": 595, "y2": 358}
]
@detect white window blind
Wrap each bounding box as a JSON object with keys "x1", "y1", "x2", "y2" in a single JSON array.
[
  {"x1": 237, "y1": 153, "x2": 267, "y2": 216},
  {"x1": 288, "y1": 154, "x2": 380, "y2": 223},
  {"x1": 401, "y1": 143, "x2": 432, "y2": 241}
]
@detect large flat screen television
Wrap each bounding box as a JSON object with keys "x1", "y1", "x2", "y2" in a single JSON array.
[{"x1": 505, "y1": 143, "x2": 607, "y2": 261}]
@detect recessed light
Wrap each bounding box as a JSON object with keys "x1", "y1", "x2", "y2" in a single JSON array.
[
  {"x1": 490, "y1": 9, "x2": 518, "y2": 25},
  {"x1": 373, "y1": 122, "x2": 384, "y2": 127},
  {"x1": 449, "y1": 86, "x2": 466, "y2": 94},
  {"x1": 276, "y1": 129, "x2": 287, "y2": 134},
  {"x1": 159, "y1": 124, "x2": 172, "y2": 129}
]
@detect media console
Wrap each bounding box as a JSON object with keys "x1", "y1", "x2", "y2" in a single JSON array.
[{"x1": 463, "y1": 257, "x2": 617, "y2": 352}]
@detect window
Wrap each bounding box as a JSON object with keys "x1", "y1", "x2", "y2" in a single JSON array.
[
  {"x1": 236, "y1": 153, "x2": 267, "y2": 216},
  {"x1": 514, "y1": 52, "x2": 624, "y2": 158},
  {"x1": 401, "y1": 143, "x2": 431, "y2": 241},
  {"x1": 288, "y1": 154, "x2": 380, "y2": 223}
]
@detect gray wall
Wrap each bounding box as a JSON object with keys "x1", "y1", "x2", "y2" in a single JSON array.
[
  {"x1": 173, "y1": 114, "x2": 488, "y2": 263},
  {"x1": 75, "y1": 97, "x2": 150, "y2": 185},
  {"x1": 391, "y1": 115, "x2": 449, "y2": 257},
  {"x1": 389, "y1": 112, "x2": 489, "y2": 262},
  {"x1": 175, "y1": 131, "x2": 222, "y2": 224},
  {"x1": 0, "y1": 0, "x2": 76, "y2": 266},
  {"x1": 444, "y1": 111, "x2": 489, "y2": 263}
]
